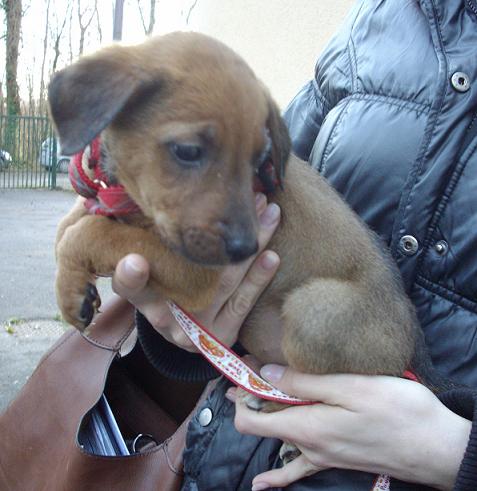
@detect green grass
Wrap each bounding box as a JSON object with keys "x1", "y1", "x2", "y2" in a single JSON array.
[{"x1": 4, "y1": 317, "x2": 25, "y2": 334}]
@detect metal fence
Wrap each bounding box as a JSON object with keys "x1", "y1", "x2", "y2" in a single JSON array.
[{"x1": 0, "y1": 114, "x2": 68, "y2": 189}]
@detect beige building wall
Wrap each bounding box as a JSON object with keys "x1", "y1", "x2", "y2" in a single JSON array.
[{"x1": 157, "y1": 0, "x2": 355, "y2": 108}]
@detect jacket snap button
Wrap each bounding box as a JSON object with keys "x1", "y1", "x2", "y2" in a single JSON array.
[
  {"x1": 198, "y1": 407, "x2": 213, "y2": 426},
  {"x1": 434, "y1": 240, "x2": 449, "y2": 255},
  {"x1": 399, "y1": 235, "x2": 419, "y2": 256},
  {"x1": 451, "y1": 72, "x2": 470, "y2": 92}
]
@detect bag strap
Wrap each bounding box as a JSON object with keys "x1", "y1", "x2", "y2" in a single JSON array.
[{"x1": 79, "y1": 297, "x2": 135, "y2": 351}]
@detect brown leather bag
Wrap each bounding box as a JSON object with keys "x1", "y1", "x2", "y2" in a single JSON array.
[{"x1": 0, "y1": 298, "x2": 213, "y2": 491}]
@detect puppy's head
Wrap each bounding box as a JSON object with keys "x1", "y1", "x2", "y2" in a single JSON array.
[{"x1": 48, "y1": 32, "x2": 290, "y2": 265}]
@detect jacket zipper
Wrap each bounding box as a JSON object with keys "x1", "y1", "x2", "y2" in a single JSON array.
[
  {"x1": 461, "y1": 110, "x2": 477, "y2": 151},
  {"x1": 468, "y1": 111, "x2": 477, "y2": 133},
  {"x1": 466, "y1": 0, "x2": 477, "y2": 16}
]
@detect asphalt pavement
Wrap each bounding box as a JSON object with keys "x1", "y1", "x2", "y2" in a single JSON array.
[
  {"x1": 0, "y1": 188, "x2": 114, "y2": 412},
  {"x1": 0, "y1": 189, "x2": 75, "y2": 321}
]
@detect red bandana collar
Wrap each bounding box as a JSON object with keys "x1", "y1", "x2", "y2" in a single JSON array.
[
  {"x1": 69, "y1": 137, "x2": 141, "y2": 217},
  {"x1": 253, "y1": 160, "x2": 280, "y2": 194},
  {"x1": 69, "y1": 137, "x2": 278, "y2": 215}
]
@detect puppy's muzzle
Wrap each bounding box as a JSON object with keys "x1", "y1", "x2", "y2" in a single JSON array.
[
  {"x1": 221, "y1": 219, "x2": 258, "y2": 263},
  {"x1": 182, "y1": 224, "x2": 258, "y2": 265},
  {"x1": 224, "y1": 235, "x2": 258, "y2": 263}
]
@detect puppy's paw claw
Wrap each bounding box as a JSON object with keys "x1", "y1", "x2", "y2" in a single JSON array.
[
  {"x1": 279, "y1": 442, "x2": 301, "y2": 465},
  {"x1": 79, "y1": 283, "x2": 100, "y2": 328},
  {"x1": 88, "y1": 282, "x2": 101, "y2": 311},
  {"x1": 243, "y1": 393, "x2": 266, "y2": 412}
]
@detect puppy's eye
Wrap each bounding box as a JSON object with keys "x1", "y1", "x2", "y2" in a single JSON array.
[
  {"x1": 255, "y1": 131, "x2": 272, "y2": 169},
  {"x1": 169, "y1": 142, "x2": 204, "y2": 167}
]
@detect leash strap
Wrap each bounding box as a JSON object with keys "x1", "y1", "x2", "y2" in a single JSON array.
[
  {"x1": 372, "y1": 475, "x2": 391, "y2": 491},
  {"x1": 168, "y1": 301, "x2": 313, "y2": 405},
  {"x1": 169, "y1": 301, "x2": 424, "y2": 491}
]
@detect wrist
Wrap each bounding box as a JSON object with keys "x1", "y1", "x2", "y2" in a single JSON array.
[{"x1": 417, "y1": 406, "x2": 471, "y2": 490}]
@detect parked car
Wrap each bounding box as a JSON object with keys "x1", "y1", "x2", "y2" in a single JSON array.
[
  {"x1": 0, "y1": 149, "x2": 12, "y2": 170},
  {"x1": 39, "y1": 137, "x2": 71, "y2": 173}
]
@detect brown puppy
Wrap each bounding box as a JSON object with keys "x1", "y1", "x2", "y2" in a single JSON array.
[{"x1": 50, "y1": 33, "x2": 424, "y2": 400}]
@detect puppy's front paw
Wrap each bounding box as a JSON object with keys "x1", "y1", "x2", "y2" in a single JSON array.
[
  {"x1": 56, "y1": 271, "x2": 102, "y2": 330},
  {"x1": 236, "y1": 390, "x2": 301, "y2": 465},
  {"x1": 241, "y1": 392, "x2": 266, "y2": 411},
  {"x1": 79, "y1": 282, "x2": 101, "y2": 326},
  {"x1": 238, "y1": 389, "x2": 290, "y2": 413},
  {"x1": 279, "y1": 442, "x2": 301, "y2": 465}
]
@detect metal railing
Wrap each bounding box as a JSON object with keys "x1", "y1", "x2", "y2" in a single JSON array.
[{"x1": 0, "y1": 114, "x2": 65, "y2": 189}]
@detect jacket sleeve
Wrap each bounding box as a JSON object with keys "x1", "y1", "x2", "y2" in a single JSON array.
[
  {"x1": 283, "y1": 1, "x2": 365, "y2": 162},
  {"x1": 283, "y1": 80, "x2": 330, "y2": 162},
  {"x1": 438, "y1": 389, "x2": 477, "y2": 490}
]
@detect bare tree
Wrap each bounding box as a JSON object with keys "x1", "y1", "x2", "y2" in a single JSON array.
[
  {"x1": 26, "y1": 69, "x2": 35, "y2": 114},
  {"x1": 94, "y1": 0, "x2": 102, "y2": 44},
  {"x1": 68, "y1": 1, "x2": 74, "y2": 63},
  {"x1": 50, "y1": 0, "x2": 71, "y2": 74},
  {"x1": 113, "y1": 0, "x2": 124, "y2": 41},
  {"x1": 38, "y1": 0, "x2": 51, "y2": 113},
  {"x1": 185, "y1": 0, "x2": 198, "y2": 25},
  {"x1": 51, "y1": 3, "x2": 72, "y2": 73},
  {"x1": 77, "y1": 0, "x2": 96, "y2": 56},
  {"x1": 137, "y1": 0, "x2": 156, "y2": 35},
  {"x1": 2, "y1": 0, "x2": 22, "y2": 156},
  {"x1": 3, "y1": 0, "x2": 22, "y2": 117}
]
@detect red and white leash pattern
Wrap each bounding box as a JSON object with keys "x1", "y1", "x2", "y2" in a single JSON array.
[
  {"x1": 372, "y1": 475, "x2": 391, "y2": 491},
  {"x1": 168, "y1": 301, "x2": 313, "y2": 405},
  {"x1": 168, "y1": 301, "x2": 392, "y2": 490}
]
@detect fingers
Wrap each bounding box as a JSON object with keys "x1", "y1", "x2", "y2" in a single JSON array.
[
  {"x1": 259, "y1": 365, "x2": 381, "y2": 406},
  {"x1": 214, "y1": 251, "x2": 280, "y2": 345},
  {"x1": 255, "y1": 191, "x2": 268, "y2": 215},
  {"x1": 260, "y1": 365, "x2": 337, "y2": 402},
  {"x1": 112, "y1": 193, "x2": 281, "y2": 352},
  {"x1": 112, "y1": 254, "x2": 150, "y2": 302},
  {"x1": 251, "y1": 454, "x2": 322, "y2": 491},
  {"x1": 212, "y1": 201, "x2": 281, "y2": 339},
  {"x1": 112, "y1": 253, "x2": 163, "y2": 317},
  {"x1": 233, "y1": 372, "x2": 355, "y2": 442},
  {"x1": 210, "y1": 195, "x2": 279, "y2": 308},
  {"x1": 113, "y1": 254, "x2": 197, "y2": 351},
  {"x1": 234, "y1": 396, "x2": 309, "y2": 443}
]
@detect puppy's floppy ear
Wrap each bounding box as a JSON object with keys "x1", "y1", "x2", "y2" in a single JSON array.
[
  {"x1": 266, "y1": 96, "x2": 291, "y2": 187},
  {"x1": 48, "y1": 45, "x2": 158, "y2": 155}
]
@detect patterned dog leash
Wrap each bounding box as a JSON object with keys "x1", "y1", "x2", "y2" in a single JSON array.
[
  {"x1": 168, "y1": 301, "x2": 421, "y2": 490},
  {"x1": 168, "y1": 301, "x2": 313, "y2": 405}
]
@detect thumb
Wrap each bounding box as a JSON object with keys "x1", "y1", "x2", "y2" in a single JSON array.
[
  {"x1": 251, "y1": 454, "x2": 323, "y2": 490},
  {"x1": 260, "y1": 364, "x2": 315, "y2": 400},
  {"x1": 112, "y1": 254, "x2": 150, "y2": 300},
  {"x1": 260, "y1": 364, "x2": 344, "y2": 404}
]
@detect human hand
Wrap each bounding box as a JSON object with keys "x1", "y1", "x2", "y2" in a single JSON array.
[
  {"x1": 111, "y1": 193, "x2": 280, "y2": 352},
  {"x1": 231, "y1": 365, "x2": 471, "y2": 491}
]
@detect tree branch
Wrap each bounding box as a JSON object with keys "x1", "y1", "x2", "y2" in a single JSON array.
[{"x1": 186, "y1": 0, "x2": 198, "y2": 25}]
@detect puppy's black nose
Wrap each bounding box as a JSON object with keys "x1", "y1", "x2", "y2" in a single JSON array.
[{"x1": 225, "y1": 236, "x2": 258, "y2": 263}]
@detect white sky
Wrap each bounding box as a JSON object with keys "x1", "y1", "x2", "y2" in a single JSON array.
[{"x1": 1, "y1": 0, "x2": 197, "y2": 101}]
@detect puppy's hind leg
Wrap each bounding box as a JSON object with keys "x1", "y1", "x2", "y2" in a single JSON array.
[
  {"x1": 280, "y1": 278, "x2": 410, "y2": 376},
  {"x1": 259, "y1": 278, "x2": 411, "y2": 465},
  {"x1": 240, "y1": 280, "x2": 366, "y2": 414}
]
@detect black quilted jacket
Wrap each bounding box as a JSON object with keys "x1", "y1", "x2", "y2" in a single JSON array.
[{"x1": 141, "y1": 1, "x2": 477, "y2": 489}]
